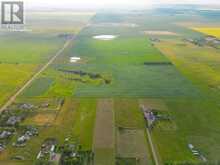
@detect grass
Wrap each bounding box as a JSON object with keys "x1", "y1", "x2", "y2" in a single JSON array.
[
  {"x1": 116, "y1": 128, "x2": 150, "y2": 165},
  {"x1": 139, "y1": 99, "x2": 169, "y2": 111},
  {"x1": 22, "y1": 77, "x2": 54, "y2": 97},
  {"x1": 114, "y1": 99, "x2": 144, "y2": 129},
  {"x1": 94, "y1": 148, "x2": 115, "y2": 165},
  {"x1": 27, "y1": 11, "x2": 95, "y2": 33},
  {"x1": 3, "y1": 10, "x2": 220, "y2": 165},
  {"x1": 0, "y1": 33, "x2": 64, "y2": 64},
  {"x1": 72, "y1": 99, "x2": 97, "y2": 151},
  {"x1": 154, "y1": 37, "x2": 220, "y2": 162},
  {"x1": 0, "y1": 11, "x2": 92, "y2": 106},
  {"x1": 0, "y1": 32, "x2": 66, "y2": 106},
  {"x1": 0, "y1": 12, "x2": 96, "y2": 165},
  {"x1": 152, "y1": 99, "x2": 220, "y2": 163},
  {"x1": 69, "y1": 26, "x2": 200, "y2": 97},
  {"x1": 93, "y1": 99, "x2": 115, "y2": 165},
  {"x1": 0, "y1": 64, "x2": 37, "y2": 105},
  {"x1": 156, "y1": 40, "x2": 220, "y2": 99},
  {"x1": 114, "y1": 99, "x2": 153, "y2": 165},
  {"x1": 116, "y1": 158, "x2": 138, "y2": 165},
  {"x1": 32, "y1": 14, "x2": 202, "y2": 98}
]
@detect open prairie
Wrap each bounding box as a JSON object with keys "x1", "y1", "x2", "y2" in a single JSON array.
[{"x1": 1, "y1": 7, "x2": 220, "y2": 165}]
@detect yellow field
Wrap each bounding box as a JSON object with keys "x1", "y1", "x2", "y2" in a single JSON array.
[{"x1": 193, "y1": 27, "x2": 220, "y2": 38}]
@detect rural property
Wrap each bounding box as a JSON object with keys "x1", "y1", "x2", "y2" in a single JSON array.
[{"x1": 0, "y1": 2, "x2": 220, "y2": 165}]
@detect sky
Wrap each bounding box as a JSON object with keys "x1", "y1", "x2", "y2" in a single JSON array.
[{"x1": 2, "y1": 0, "x2": 220, "y2": 9}]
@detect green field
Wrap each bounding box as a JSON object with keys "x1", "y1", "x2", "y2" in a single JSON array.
[
  {"x1": 0, "y1": 32, "x2": 65, "y2": 106},
  {"x1": 37, "y1": 22, "x2": 201, "y2": 98},
  {"x1": 1, "y1": 8, "x2": 220, "y2": 165},
  {"x1": 22, "y1": 77, "x2": 54, "y2": 97}
]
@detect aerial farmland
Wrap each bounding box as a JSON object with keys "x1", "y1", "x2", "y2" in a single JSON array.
[{"x1": 0, "y1": 3, "x2": 220, "y2": 165}]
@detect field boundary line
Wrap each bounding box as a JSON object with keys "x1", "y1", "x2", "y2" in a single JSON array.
[
  {"x1": 0, "y1": 37, "x2": 74, "y2": 113},
  {"x1": 146, "y1": 128, "x2": 160, "y2": 165}
]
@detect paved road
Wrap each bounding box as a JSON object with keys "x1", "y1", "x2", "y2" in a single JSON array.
[
  {"x1": 146, "y1": 128, "x2": 160, "y2": 165},
  {"x1": 0, "y1": 38, "x2": 73, "y2": 113}
]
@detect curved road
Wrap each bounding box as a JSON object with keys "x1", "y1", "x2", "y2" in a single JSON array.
[{"x1": 0, "y1": 38, "x2": 73, "y2": 112}]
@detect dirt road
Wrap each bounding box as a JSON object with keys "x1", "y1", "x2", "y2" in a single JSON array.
[
  {"x1": 146, "y1": 128, "x2": 160, "y2": 165},
  {"x1": 0, "y1": 38, "x2": 73, "y2": 112}
]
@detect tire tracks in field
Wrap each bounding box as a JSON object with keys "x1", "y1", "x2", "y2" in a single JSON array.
[{"x1": 0, "y1": 37, "x2": 74, "y2": 113}]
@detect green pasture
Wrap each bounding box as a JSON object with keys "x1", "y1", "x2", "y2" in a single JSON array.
[
  {"x1": 48, "y1": 24, "x2": 200, "y2": 98},
  {"x1": 152, "y1": 99, "x2": 220, "y2": 163},
  {"x1": 0, "y1": 32, "x2": 66, "y2": 106},
  {"x1": 152, "y1": 23, "x2": 220, "y2": 163},
  {"x1": 0, "y1": 33, "x2": 64, "y2": 64},
  {"x1": 21, "y1": 77, "x2": 54, "y2": 97},
  {"x1": 2, "y1": 9, "x2": 220, "y2": 165}
]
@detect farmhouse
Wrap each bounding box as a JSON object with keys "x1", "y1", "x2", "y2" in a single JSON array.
[
  {"x1": 141, "y1": 105, "x2": 156, "y2": 128},
  {"x1": 0, "y1": 131, "x2": 12, "y2": 139},
  {"x1": 6, "y1": 116, "x2": 22, "y2": 126},
  {"x1": 40, "y1": 103, "x2": 50, "y2": 108},
  {"x1": 17, "y1": 134, "x2": 30, "y2": 144},
  {"x1": 141, "y1": 105, "x2": 172, "y2": 130},
  {"x1": 19, "y1": 103, "x2": 35, "y2": 110},
  {"x1": 0, "y1": 144, "x2": 5, "y2": 152},
  {"x1": 14, "y1": 126, "x2": 38, "y2": 147},
  {"x1": 37, "y1": 138, "x2": 57, "y2": 160}
]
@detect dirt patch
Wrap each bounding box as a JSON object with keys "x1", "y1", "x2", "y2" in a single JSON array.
[
  {"x1": 144, "y1": 31, "x2": 179, "y2": 36},
  {"x1": 24, "y1": 113, "x2": 56, "y2": 126}
]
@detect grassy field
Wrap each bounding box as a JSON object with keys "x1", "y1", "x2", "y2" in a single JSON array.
[
  {"x1": 26, "y1": 11, "x2": 95, "y2": 33},
  {"x1": 114, "y1": 99, "x2": 153, "y2": 165},
  {"x1": 21, "y1": 77, "x2": 54, "y2": 97},
  {"x1": 48, "y1": 23, "x2": 200, "y2": 98},
  {"x1": 0, "y1": 11, "x2": 96, "y2": 165},
  {"x1": 93, "y1": 99, "x2": 115, "y2": 165},
  {"x1": 151, "y1": 98, "x2": 220, "y2": 163},
  {"x1": 152, "y1": 19, "x2": 220, "y2": 162},
  {"x1": 72, "y1": 99, "x2": 97, "y2": 151},
  {"x1": 0, "y1": 11, "x2": 94, "y2": 106},
  {"x1": 156, "y1": 40, "x2": 220, "y2": 99},
  {"x1": 2, "y1": 9, "x2": 220, "y2": 165},
  {"x1": 116, "y1": 129, "x2": 150, "y2": 165},
  {"x1": 0, "y1": 32, "x2": 65, "y2": 106}
]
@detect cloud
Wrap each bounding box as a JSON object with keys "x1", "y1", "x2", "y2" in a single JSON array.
[
  {"x1": 153, "y1": 0, "x2": 220, "y2": 4},
  {"x1": 15, "y1": 0, "x2": 220, "y2": 9}
]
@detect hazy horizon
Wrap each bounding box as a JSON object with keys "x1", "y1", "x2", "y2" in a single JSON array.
[{"x1": 11, "y1": 0, "x2": 220, "y2": 10}]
